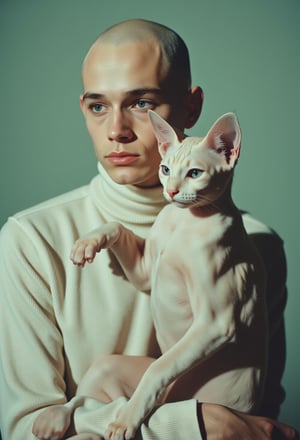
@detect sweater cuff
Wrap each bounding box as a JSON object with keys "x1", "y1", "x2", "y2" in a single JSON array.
[
  {"x1": 139, "y1": 399, "x2": 202, "y2": 440},
  {"x1": 74, "y1": 396, "x2": 127, "y2": 435},
  {"x1": 74, "y1": 397, "x2": 202, "y2": 440}
]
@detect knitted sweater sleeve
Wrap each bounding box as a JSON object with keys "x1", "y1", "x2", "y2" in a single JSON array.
[
  {"x1": 0, "y1": 217, "x2": 67, "y2": 439},
  {"x1": 74, "y1": 397, "x2": 202, "y2": 439},
  {"x1": 242, "y1": 212, "x2": 287, "y2": 418}
]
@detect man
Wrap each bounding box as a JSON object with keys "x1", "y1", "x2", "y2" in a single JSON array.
[{"x1": 0, "y1": 18, "x2": 297, "y2": 440}]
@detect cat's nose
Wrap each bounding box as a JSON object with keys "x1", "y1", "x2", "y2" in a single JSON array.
[{"x1": 167, "y1": 189, "x2": 179, "y2": 199}]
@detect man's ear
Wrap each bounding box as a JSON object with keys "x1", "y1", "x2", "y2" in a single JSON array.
[
  {"x1": 184, "y1": 86, "x2": 204, "y2": 129},
  {"x1": 79, "y1": 94, "x2": 86, "y2": 115}
]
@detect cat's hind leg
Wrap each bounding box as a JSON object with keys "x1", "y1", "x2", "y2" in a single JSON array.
[
  {"x1": 32, "y1": 404, "x2": 72, "y2": 440},
  {"x1": 32, "y1": 396, "x2": 86, "y2": 440},
  {"x1": 77, "y1": 354, "x2": 155, "y2": 403}
]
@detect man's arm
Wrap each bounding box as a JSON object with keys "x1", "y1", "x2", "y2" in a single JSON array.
[
  {"x1": 0, "y1": 218, "x2": 68, "y2": 439},
  {"x1": 199, "y1": 403, "x2": 298, "y2": 440},
  {"x1": 249, "y1": 230, "x2": 287, "y2": 418},
  {"x1": 241, "y1": 211, "x2": 287, "y2": 418},
  {"x1": 74, "y1": 397, "x2": 298, "y2": 440}
]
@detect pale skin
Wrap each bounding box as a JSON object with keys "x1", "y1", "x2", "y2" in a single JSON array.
[{"x1": 32, "y1": 19, "x2": 298, "y2": 440}]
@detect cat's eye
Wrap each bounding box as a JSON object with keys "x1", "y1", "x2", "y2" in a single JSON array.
[
  {"x1": 161, "y1": 165, "x2": 170, "y2": 175},
  {"x1": 186, "y1": 168, "x2": 203, "y2": 179}
]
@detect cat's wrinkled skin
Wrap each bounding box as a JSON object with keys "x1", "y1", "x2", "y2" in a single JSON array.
[{"x1": 38, "y1": 112, "x2": 267, "y2": 440}]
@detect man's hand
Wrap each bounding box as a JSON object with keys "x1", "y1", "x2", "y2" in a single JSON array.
[{"x1": 199, "y1": 403, "x2": 298, "y2": 440}]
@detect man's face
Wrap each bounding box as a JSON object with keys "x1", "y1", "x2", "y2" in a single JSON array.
[{"x1": 80, "y1": 39, "x2": 189, "y2": 188}]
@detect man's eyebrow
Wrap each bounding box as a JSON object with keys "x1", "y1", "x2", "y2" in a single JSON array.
[
  {"x1": 82, "y1": 88, "x2": 163, "y2": 101},
  {"x1": 125, "y1": 88, "x2": 163, "y2": 96},
  {"x1": 82, "y1": 92, "x2": 104, "y2": 101}
]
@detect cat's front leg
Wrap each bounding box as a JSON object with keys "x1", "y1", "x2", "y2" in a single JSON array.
[
  {"x1": 70, "y1": 222, "x2": 121, "y2": 267},
  {"x1": 105, "y1": 398, "x2": 149, "y2": 440},
  {"x1": 103, "y1": 345, "x2": 175, "y2": 440}
]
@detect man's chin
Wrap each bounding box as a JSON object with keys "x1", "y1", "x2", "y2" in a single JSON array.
[
  {"x1": 106, "y1": 168, "x2": 137, "y2": 185},
  {"x1": 109, "y1": 169, "x2": 160, "y2": 188}
]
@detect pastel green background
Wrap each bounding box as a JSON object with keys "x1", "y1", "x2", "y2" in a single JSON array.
[{"x1": 1, "y1": 0, "x2": 299, "y2": 431}]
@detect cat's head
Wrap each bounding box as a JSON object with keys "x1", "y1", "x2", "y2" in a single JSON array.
[{"x1": 148, "y1": 110, "x2": 241, "y2": 209}]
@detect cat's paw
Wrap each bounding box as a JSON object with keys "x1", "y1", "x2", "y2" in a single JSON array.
[
  {"x1": 70, "y1": 223, "x2": 121, "y2": 267},
  {"x1": 105, "y1": 420, "x2": 136, "y2": 440},
  {"x1": 70, "y1": 238, "x2": 101, "y2": 267},
  {"x1": 32, "y1": 405, "x2": 71, "y2": 440}
]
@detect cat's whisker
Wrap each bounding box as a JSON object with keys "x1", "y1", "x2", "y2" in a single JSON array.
[{"x1": 192, "y1": 194, "x2": 221, "y2": 210}]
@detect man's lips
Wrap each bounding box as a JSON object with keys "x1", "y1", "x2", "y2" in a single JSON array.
[{"x1": 105, "y1": 152, "x2": 140, "y2": 165}]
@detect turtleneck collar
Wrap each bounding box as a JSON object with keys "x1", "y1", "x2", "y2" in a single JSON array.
[{"x1": 90, "y1": 162, "x2": 167, "y2": 228}]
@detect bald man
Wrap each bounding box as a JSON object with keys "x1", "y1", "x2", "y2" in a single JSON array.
[{"x1": 0, "y1": 19, "x2": 297, "y2": 440}]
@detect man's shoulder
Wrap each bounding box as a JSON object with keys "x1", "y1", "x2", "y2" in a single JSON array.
[
  {"x1": 241, "y1": 211, "x2": 285, "y2": 270},
  {"x1": 13, "y1": 185, "x2": 90, "y2": 221},
  {"x1": 1, "y1": 183, "x2": 95, "y2": 244},
  {"x1": 241, "y1": 211, "x2": 281, "y2": 240}
]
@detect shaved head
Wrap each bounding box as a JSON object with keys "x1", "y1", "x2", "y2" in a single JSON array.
[
  {"x1": 79, "y1": 19, "x2": 204, "y2": 187},
  {"x1": 83, "y1": 19, "x2": 192, "y2": 92}
]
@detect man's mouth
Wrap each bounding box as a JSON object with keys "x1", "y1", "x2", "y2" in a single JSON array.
[{"x1": 106, "y1": 152, "x2": 140, "y2": 165}]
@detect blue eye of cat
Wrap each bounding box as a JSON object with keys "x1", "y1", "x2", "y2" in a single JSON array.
[
  {"x1": 186, "y1": 168, "x2": 203, "y2": 179},
  {"x1": 161, "y1": 165, "x2": 170, "y2": 175}
]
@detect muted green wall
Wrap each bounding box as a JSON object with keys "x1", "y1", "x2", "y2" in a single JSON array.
[{"x1": 1, "y1": 0, "x2": 299, "y2": 431}]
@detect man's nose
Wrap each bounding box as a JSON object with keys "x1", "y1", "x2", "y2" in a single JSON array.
[{"x1": 107, "y1": 109, "x2": 136, "y2": 143}]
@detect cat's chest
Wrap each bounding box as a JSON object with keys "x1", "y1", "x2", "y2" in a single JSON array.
[
  {"x1": 150, "y1": 205, "x2": 228, "y2": 256},
  {"x1": 148, "y1": 205, "x2": 233, "y2": 351}
]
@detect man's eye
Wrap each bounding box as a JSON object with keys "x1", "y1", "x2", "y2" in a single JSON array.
[
  {"x1": 135, "y1": 100, "x2": 153, "y2": 110},
  {"x1": 90, "y1": 103, "x2": 105, "y2": 113}
]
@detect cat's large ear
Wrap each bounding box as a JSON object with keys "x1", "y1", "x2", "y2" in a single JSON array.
[
  {"x1": 205, "y1": 113, "x2": 241, "y2": 168},
  {"x1": 148, "y1": 110, "x2": 178, "y2": 157}
]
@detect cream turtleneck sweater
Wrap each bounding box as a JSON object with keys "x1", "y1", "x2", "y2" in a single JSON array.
[
  {"x1": 93, "y1": 162, "x2": 166, "y2": 227},
  {"x1": 0, "y1": 164, "x2": 202, "y2": 439},
  {"x1": 0, "y1": 164, "x2": 286, "y2": 439}
]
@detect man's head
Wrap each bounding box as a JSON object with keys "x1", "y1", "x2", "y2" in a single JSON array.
[
  {"x1": 80, "y1": 19, "x2": 203, "y2": 188},
  {"x1": 85, "y1": 19, "x2": 192, "y2": 98}
]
